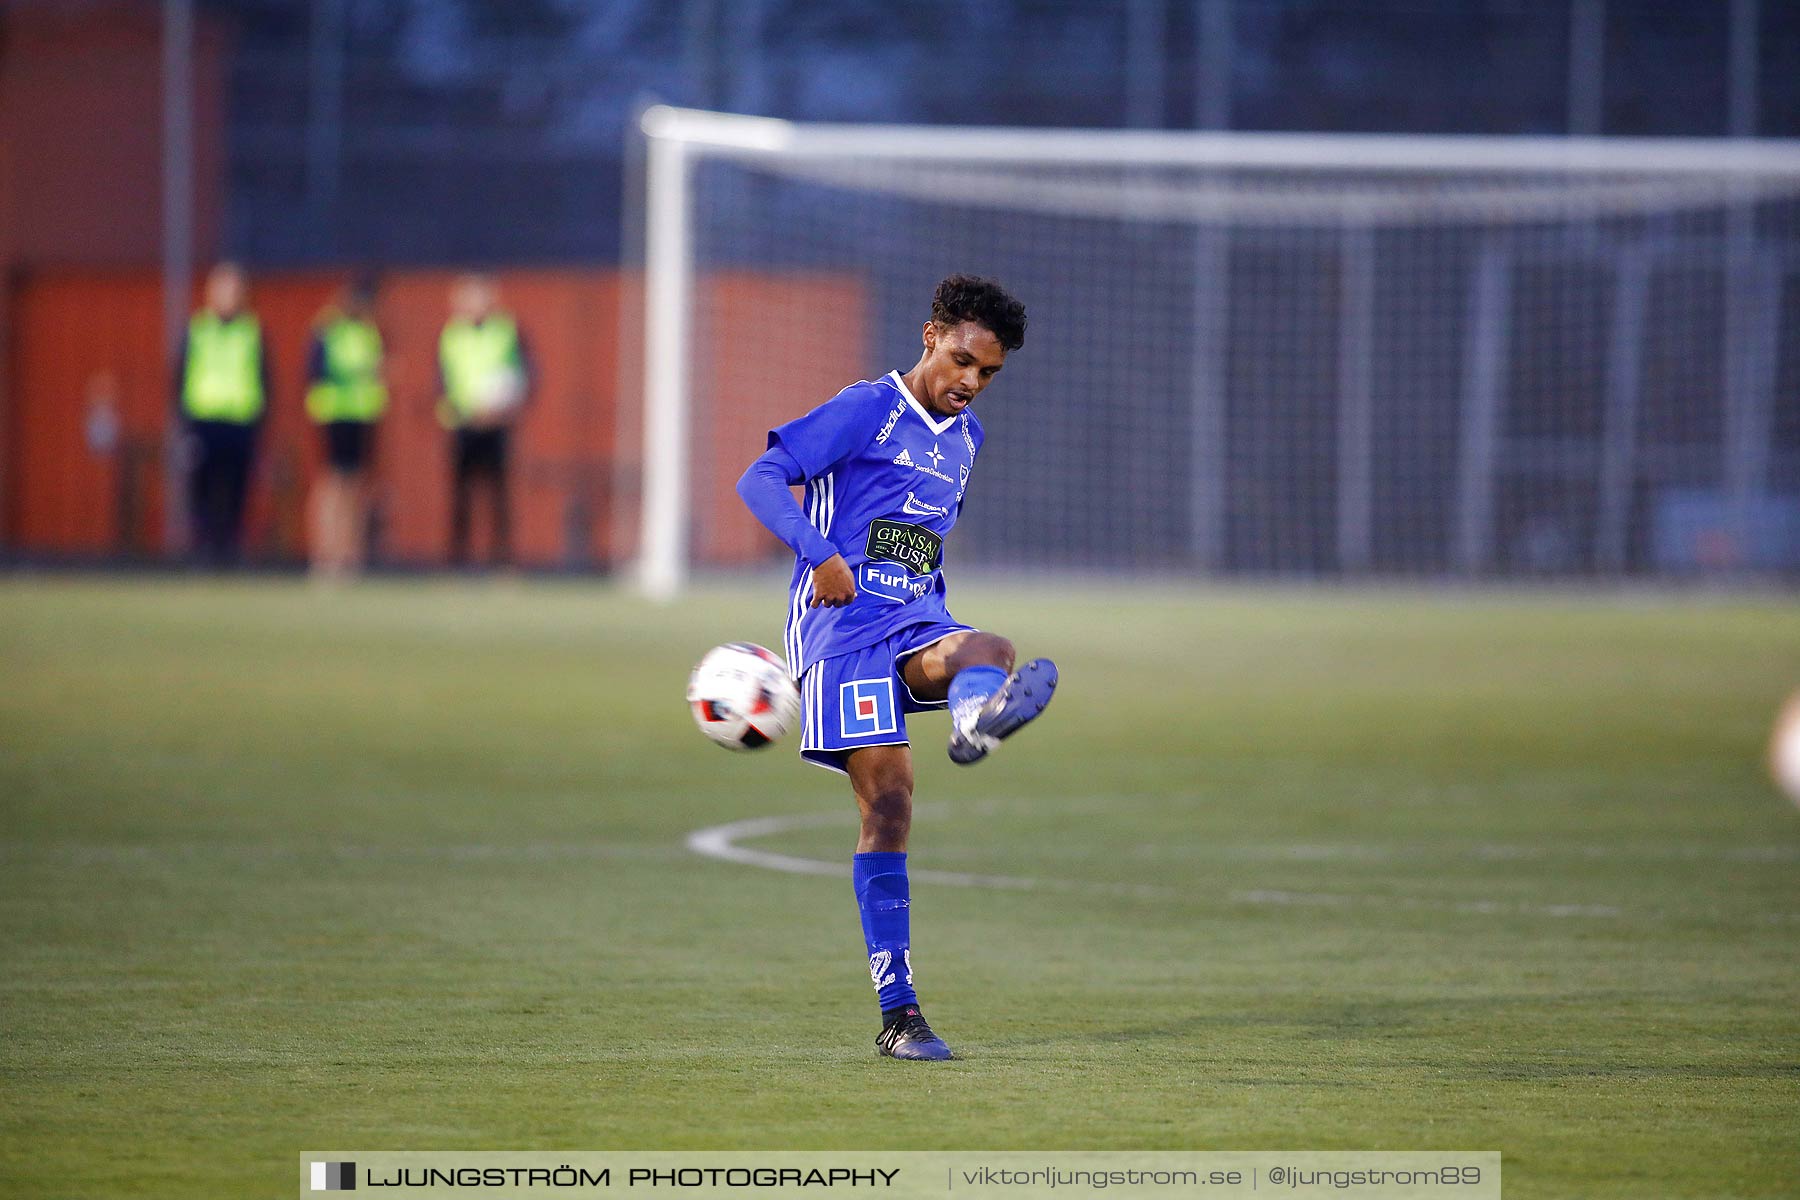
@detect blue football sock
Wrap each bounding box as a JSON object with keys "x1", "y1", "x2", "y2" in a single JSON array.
[
  {"x1": 852, "y1": 851, "x2": 917, "y2": 1011},
  {"x1": 948, "y1": 664, "x2": 1008, "y2": 717}
]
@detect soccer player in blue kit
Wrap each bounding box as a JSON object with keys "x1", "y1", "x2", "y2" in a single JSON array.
[{"x1": 736, "y1": 275, "x2": 1057, "y2": 1061}]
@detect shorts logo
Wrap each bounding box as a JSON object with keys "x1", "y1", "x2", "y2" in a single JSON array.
[{"x1": 840, "y1": 679, "x2": 898, "y2": 738}]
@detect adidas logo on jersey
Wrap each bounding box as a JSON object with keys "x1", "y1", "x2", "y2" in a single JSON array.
[{"x1": 893, "y1": 444, "x2": 955, "y2": 483}]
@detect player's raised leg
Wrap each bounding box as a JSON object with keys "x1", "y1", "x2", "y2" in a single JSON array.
[
  {"x1": 846, "y1": 745, "x2": 953, "y2": 1061},
  {"x1": 903, "y1": 631, "x2": 1059, "y2": 765}
]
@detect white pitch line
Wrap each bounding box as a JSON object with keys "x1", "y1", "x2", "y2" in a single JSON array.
[
  {"x1": 684, "y1": 809, "x2": 1626, "y2": 919},
  {"x1": 685, "y1": 811, "x2": 854, "y2": 880},
  {"x1": 686, "y1": 810, "x2": 1074, "y2": 892}
]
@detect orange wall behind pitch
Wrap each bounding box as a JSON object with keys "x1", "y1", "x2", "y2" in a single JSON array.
[
  {"x1": 688, "y1": 273, "x2": 869, "y2": 567},
  {"x1": 5, "y1": 272, "x2": 178, "y2": 554},
  {"x1": 3, "y1": 269, "x2": 866, "y2": 567}
]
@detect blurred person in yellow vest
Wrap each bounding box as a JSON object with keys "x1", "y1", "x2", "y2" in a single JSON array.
[
  {"x1": 175, "y1": 262, "x2": 270, "y2": 564},
  {"x1": 305, "y1": 273, "x2": 387, "y2": 581},
  {"x1": 437, "y1": 273, "x2": 531, "y2": 568}
]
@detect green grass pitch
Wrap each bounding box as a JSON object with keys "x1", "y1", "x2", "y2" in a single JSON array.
[{"x1": 2, "y1": 576, "x2": 1797, "y2": 1198}]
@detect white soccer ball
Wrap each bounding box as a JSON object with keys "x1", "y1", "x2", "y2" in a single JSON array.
[
  {"x1": 1770, "y1": 690, "x2": 1800, "y2": 810},
  {"x1": 687, "y1": 642, "x2": 801, "y2": 751}
]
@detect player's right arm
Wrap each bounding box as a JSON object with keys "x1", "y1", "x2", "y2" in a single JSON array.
[
  {"x1": 738, "y1": 382, "x2": 890, "y2": 608},
  {"x1": 736, "y1": 447, "x2": 854, "y2": 607}
]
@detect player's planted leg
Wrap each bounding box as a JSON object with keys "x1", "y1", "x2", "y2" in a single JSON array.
[{"x1": 846, "y1": 746, "x2": 954, "y2": 1061}]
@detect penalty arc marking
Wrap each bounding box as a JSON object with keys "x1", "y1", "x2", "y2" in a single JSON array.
[
  {"x1": 684, "y1": 808, "x2": 1043, "y2": 893},
  {"x1": 684, "y1": 808, "x2": 1628, "y2": 920}
]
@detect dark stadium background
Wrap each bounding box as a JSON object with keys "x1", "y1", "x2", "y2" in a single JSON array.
[{"x1": 3, "y1": 1, "x2": 1797, "y2": 574}]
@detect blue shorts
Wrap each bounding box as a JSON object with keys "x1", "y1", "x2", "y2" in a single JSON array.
[{"x1": 798, "y1": 620, "x2": 974, "y2": 774}]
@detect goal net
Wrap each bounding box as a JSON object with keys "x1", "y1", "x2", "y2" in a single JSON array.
[{"x1": 626, "y1": 107, "x2": 1800, "y2": 597}]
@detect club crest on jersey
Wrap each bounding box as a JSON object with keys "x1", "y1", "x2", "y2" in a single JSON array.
[
  {"x1": 841, "y1": 679, "x2": 898, "y2": 738},
  {"x1": 957, "y1": 463, "x2": 970, "y2": 501}
]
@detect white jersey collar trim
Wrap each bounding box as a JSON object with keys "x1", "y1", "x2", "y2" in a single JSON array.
[{"x1": 887, "y1": 370, "x2": 958, "y2": 436}]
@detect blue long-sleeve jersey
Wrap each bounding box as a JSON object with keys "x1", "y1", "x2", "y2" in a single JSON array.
[{"x1": 738, "y1": 370, "x2": 983, "y2": 677}]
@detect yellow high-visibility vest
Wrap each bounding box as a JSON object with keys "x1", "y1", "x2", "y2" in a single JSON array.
[
  {"x1": 182, "y1": 312, "x2": 265, "y2": 423},
  {"x1": 438, "y1": 315, "x2": 521, "y2": 427},
  {"x1": 306, "y1": 315, "x2": 388, "y2": 423}
]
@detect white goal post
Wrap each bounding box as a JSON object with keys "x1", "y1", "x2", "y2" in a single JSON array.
[{"x1": 633, "y1": 105, "x2": 1800, "y2": 599}]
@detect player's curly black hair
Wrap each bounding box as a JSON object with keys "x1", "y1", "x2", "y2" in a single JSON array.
[{"x1": 930, "y1": 274, "x2": 1027, "y2": 352}]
